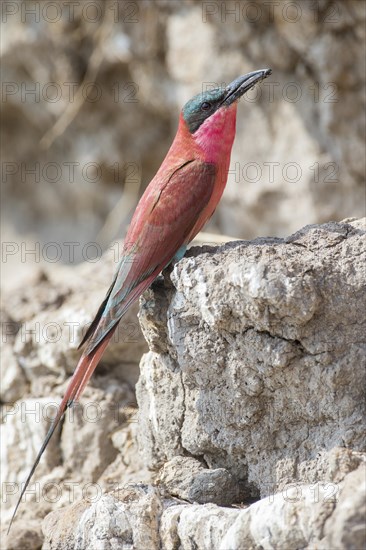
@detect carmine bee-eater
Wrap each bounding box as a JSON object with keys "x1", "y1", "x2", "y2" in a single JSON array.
[{"x1": 9, "y1": 68, "x2": 271, "y2": 530}]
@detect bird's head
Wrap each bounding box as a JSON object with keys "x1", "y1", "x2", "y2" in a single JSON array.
[{"x1": 181, "y1": 69, "x2": 271, "y2": 161}]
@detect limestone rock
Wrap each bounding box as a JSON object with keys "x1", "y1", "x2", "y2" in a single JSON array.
[
  {"x1": 320, "y1": 465, "x2": 366, "y2": 550},
  {"x1": 137, "y1": 219, "x2": 366, "y2": 500},
  {"x1": 158, "y1": 456, "x2": 238, "y2": 506},
  {"x1": 4, "y1": 218, "x2": 364, "y2": 548},
  {"x1": 1, "y1": 397, "x2": 61, "y2": 493},
  {"x1": 0, "y1": 344, "x2": 27, "y2": 403},
  {"x1": 9, "y1": 251, "x2": 147, "y2": 393},
  {"x1": 0, "y1": 519, "x2": 43, "y2": 550},
  {"x1": 42, "y1": 484, "x2": 163, "y2": 550},
  {"x1": 42, "y1": 463, "x2": 366, "y2": 549},
  {"x1": 59, "y1": 382, "x2": 134, "y2": 483},
  {"x1": 0, "y1": 247, "x2": 148, "y2": 535},
  {"x1": 1, "y1": 397, "x2": 62, "y2": 524}
]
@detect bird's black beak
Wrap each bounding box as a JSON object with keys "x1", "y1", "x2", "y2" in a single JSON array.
[{"x1": 222, "y1": 69, "x2": 272, "y2": 106}]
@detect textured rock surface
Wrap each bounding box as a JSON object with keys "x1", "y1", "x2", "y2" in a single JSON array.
[
  {"x1": 0, "y1": 519, "x2": 43, "y2": 550},
  {"x1": 0, "y1": 247, "x2": 148, "y2": 535},
  {"x1": 41, "y1": 458, "x2": 365, "y2": 549},
  {"x1": 0, "y1": 232, "x2": 226, "y2": 540},
  {"x1": 5, "y1": 246, "x2": 147, "y2": 391},
  {"x1": 42, "y1": 485, "x2": 164, "y2": 550},
  {"x1": 2, "y1": 219, "x2": 365, "y2": 548},
  {"x1": 2, "y1": 1, "x2": 365, "y2": 286},
  {"x1": 137, "y1": 219, "x2": 366, "y2": 502},
  {"x1": 157, "y1": 456, "x2": 238, "y2": 506}
]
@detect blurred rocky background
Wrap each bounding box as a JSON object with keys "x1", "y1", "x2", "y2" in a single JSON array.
[
  {"x1": 1, "y1": 1, "x2": 366, "y2": 548},
  {"x1": 1, "y1": 0, "x2": 365, "y2": 289}
]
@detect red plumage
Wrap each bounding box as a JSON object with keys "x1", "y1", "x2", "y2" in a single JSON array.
[{"x1": 8, "y1": 69, "x2": 271, "y2": 531}]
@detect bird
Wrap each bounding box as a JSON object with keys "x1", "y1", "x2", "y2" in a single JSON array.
[{"x1": 8, "y1": 68, "x2": 271, "y2": 531}]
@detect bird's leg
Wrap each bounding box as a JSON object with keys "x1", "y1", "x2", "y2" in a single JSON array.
[{"x1": 172, "y1": 244, "x2": 188, "y2": 264}]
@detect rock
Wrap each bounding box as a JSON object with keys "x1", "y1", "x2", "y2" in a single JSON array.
[
  {"x1": 326, "y1": 446, "x2": 365, "y2": 484},
  {"x1": 167, "y1": 502, "x2": 240, "y2": 550},
  {"x1": 1, "y1": 247, "x2": 147, "y2": 402},
  {"x1": 42, "y1": 462, "x2": 366, "y2": 549},
  {"x1": 1, "y1": 397, "x2": 62, "y2": 523},
  {"x1": 0, "y1": 246, "x2": 148, "y2": 535},
  {"x1": 98, "y1": 420, "x2": 152, "y2": 493},
  {"x1": 0, "y1": 344, "x2": 27, "y2": 403},
  {"x1": 41, "y1": 500, "x2": 90, "y2": 550},
  {"x1": 1, "y1": 396, "x2": 61, "y2": 486},
  {"x1": 42, "y1": 484, "x2": 163, "y2": 550},
  {"x1": 158, "y1": 456, "x2": 238, "y2": 505},
  {"x1": 137, "y1": 219, "x2": 366, "y2": 500},
  {"x1": 3, "y1": 218, "x2": 364, "y2": 548},
  {"x1": 59, "y1": 382, "x2": 133, "y2": 483},
  {"x1": 136, "y1": 351, "x2": 185, "y2": 467},
  {"x1": 217, "y1": 464, "x2": 366, "y2": 550},
  {"x1": 0, "y1": 519, "x2": 43, "y2": 550},
  {"x1": 321, "y1": 465, "x2": 366, "y2": 550},
  {"x1": 1, "y1": 379, "x2": 142, "y2": 525},
  {"x1": 11, "y1": 255, "x2": 146, "y2": 392}
]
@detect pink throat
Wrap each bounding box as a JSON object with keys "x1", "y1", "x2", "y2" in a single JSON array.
[{"x1": 193, "y1": 104, "x2": 237, "y2": 163}]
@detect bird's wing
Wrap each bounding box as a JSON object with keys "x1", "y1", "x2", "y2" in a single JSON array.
[{"x1": 84, "y1": 158, "x2": 216, "y2": 354}]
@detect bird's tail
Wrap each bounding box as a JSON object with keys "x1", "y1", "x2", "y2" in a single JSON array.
[{"x1": 7, "y1": 330, "x2": 114, "y2": 534}]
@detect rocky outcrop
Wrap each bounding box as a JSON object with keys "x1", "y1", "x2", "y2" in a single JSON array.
[
  {"x1": 0, "y1": 248, "x2": 149, "y2": 547},
  {"x1": 41, "y1": 459, "x2": 365, "y2": 550},
  {"x1": 137, "y1": 218, "x2": 366, "y2": 503},
  {"x1": 1, "y1": 219, "x2": 365, "y2": 549}
]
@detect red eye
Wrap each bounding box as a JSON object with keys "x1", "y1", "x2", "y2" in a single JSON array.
[{"x1": 201, "y1": 102, "x2": 211, "y2": 111}]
